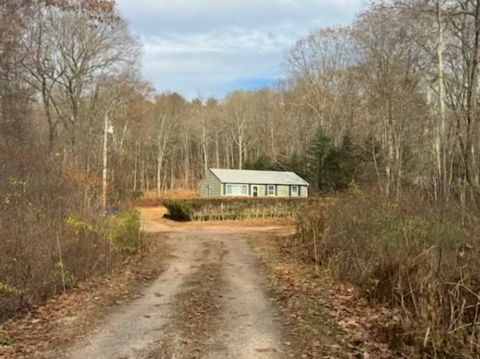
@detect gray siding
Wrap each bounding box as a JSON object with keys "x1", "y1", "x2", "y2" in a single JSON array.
[
  {"x1": 199, "y1": 170, "x2": 309, "y2": 197},
  {"x1": 277, "y1": 185, "x2": 308, "y2": 197},
  {"x1": 250, "y1": 184, "x2": 267, "y2": 197},
  {"x1": 276, "y1": 185, "x2": 289, "y2": 197},
  {"x1": 198, "y1": 170, "x2": 222, "y2": 197},
  {"x1": 300, "y1": 185, "x2": 308, "y2": 197}
]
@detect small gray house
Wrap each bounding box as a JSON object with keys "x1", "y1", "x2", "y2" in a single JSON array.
[{"x1": 199, "y1": 168, "x2": 309, "y2": 198}]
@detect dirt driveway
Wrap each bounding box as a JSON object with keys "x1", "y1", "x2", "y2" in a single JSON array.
[{"x1": 49, "y1": 210, "x2": 295, "y2": 359}]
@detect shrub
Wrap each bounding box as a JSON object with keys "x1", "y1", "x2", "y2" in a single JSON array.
[
  {"x1": 162, "y1": 199, "x2": 198, "y2": 220},
  {"x1": 162, "y1": 197, "x2": 326, "y2": 221},
  {"x1": 107, "y1": 209, "x2": 143, "y2": 254},
  {"x1": 0, "y1": 169, "x2": 144, "y2": 322},
  {"x1": 294, "y1": 193, "x2": 480, "y2": 357},
  {"x1": 0, "y1": 327, "x2": 13, "y2": 346}
]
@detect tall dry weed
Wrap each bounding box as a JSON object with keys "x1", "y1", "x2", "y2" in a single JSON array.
[{"x1": 295, "y1": 192, "x2": 480, "y2": 357}]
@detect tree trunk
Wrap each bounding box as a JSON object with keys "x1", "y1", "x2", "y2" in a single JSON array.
[
  {"x1": 102, "y1": 112, "x2": 109, "y2": 209},
  {"x1": 133, "y1": 141, "x2": 138, "y2": 191},
  {"x1": 156, "y1": 142, "x2": 164, "y2": 197},
  {"x1": 215, "y1": 131, "x2": 220, "y2": 168},
  {"x1": 238, "y1": 133, "x2": 243, "y2": 170},
  {"x1": 436, "y1": 0, "x2": 448, "y2": 199},
  {"x1": 202, "y1": 120, "x2": 208, "y2": 174}
]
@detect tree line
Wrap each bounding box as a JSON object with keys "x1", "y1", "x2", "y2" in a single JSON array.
[{"x1": 2, "y1": 0, "x2": 480, "y2": 208}]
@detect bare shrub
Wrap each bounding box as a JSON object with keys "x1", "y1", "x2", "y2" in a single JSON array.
[
  {"x1": 295, "y1": 192, "x2": 480, "y2": 357},
  {"x1": 0, "y1": 158, "x2": 143, "y2": 321},
  {"x1": 295, "y1": 204, "x2": 330, "y2": 271}
]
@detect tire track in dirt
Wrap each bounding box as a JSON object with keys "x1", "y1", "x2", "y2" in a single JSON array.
[
  {"x1": 149, "y1": 230, "x2": 288, "y2": 359},
  {"x1": 148, "y1": 237, "x2": 227, "y2": 359},
  {"x1": 50, "y1": 224, "x2": 291, "y2": 359},
  {"x1": 205, "y1": 233, "x2": 287, "y2": 359},
  {"x1": 49, "y1": 232, "x2": 204, "y2": 359}
]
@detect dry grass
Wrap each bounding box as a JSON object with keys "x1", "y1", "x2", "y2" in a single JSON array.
[
  {"x1": 0, "y1": 232, "x2": 169, "y2": 358},
  {"x1": 137, "y1": 206, "x2": 168, "y2": 221},
  {"x1": 294, "y1": 192, "x2": 480, "y2": 357}
]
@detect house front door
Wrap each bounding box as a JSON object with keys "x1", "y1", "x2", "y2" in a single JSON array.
[{"x1": 252, "y1": 186, "x2": 258, "y2": 197}]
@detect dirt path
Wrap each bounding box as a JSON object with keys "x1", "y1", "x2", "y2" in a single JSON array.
[
  {"x1": 49, "y1": 215, "x2": 293, "y2": 358},
  {"x1": 205, "y1": 234, "x2": 284, "y2": 359}
]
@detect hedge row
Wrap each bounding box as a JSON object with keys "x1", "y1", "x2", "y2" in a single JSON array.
[{"x1": 162, "y1": 197, "x2": 326, "y2": 221}]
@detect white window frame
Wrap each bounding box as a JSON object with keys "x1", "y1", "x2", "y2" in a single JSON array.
[
  {"x1": 225, "y1": 184, "x2": 248, "y2": 196},
  {"x1": 291, "y1": 185, "x2": 299, "y2": 197},
  {"x1": 267, "y1": 184, "x2": 276, "y2": 196}
]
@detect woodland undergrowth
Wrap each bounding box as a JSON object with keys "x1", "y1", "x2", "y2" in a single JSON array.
[
  {"x1": 0, "y1": 166, "x2": 143, "y2": 323},
  {"x1": 294, "y1": 189, "x2": 480, "y2": 358}
]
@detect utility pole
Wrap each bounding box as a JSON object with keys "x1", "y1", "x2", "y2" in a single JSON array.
[{"x1": 102, "y1": 111, "x2": 112, "y2": 209}]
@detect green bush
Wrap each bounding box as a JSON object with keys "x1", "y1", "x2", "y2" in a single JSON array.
[
  {"x1": 108, "y1": 209, "x2": 143, "y2": 254},
  {"x1": 162, "y1": 199, "x2": 198, "y2": 220},
  {"x1": 0, "y1": 327, "x2": 13, "y2": 346}
]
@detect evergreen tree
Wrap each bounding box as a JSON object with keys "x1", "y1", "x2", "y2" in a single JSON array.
[
  {"x1": 333, "y1": 133, "x2": 362, "y2": 190},
  {"x1": 307, "y1": 130, "x2": 364, "y2": 192},
  {"x1": 307, "y1": 128, "x2": 334, "y2": 191},
  {"x1": 243, "y1": 131, "x2": 365, "y2": 193}
]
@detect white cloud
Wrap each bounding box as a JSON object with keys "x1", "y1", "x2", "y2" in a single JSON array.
[{"x1": 116, "y1": 0, "x2": 364, "y2": 99}]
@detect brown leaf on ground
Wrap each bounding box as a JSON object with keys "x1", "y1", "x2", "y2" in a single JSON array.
[
  {"x1": 251, "y1": 233, "x2": 405, "y2": 359},
  {"x1": 0, "y1": 234, "x2": 169, "y2": 359}
]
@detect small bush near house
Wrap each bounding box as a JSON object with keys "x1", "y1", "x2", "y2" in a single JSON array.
[
  {"x1": 162, "y1": 199, "x2": 197, "y2": 220},
  {"x1": 294, "y1": 191, "x2": 480, "y2": 357}
]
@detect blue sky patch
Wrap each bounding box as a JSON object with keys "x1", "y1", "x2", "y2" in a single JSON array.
[{"x1": 117, "y1": 0, "x2": 364, "y2": 99}]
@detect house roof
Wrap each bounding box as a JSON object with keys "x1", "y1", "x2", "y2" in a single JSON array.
[{"x1": 210, "y1": 168, "x2": 309, "y2": 186}]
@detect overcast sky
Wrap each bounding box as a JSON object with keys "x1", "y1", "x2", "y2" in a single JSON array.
[{"x1": 116, "y1": 0, "x2": 364, "y2": 99}]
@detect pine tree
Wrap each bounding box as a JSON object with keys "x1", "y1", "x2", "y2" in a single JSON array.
[
  {"x1": 307, "y1": 128, "x2": 334, "y2": 191},
  {"x1": 334, "y1": 133, "x2": 360, "y2": 190}
]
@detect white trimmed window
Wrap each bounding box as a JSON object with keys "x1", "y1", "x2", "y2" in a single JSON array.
[
  {"x1": 226, "y1": 184, "x2": 248, "y2": 196},
  {"x1": 267, "y1": 185, "x2": 276, "y2": 196},
  {"x1": 291, "y1": 185, "x2": 299, "y2": 197}
]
